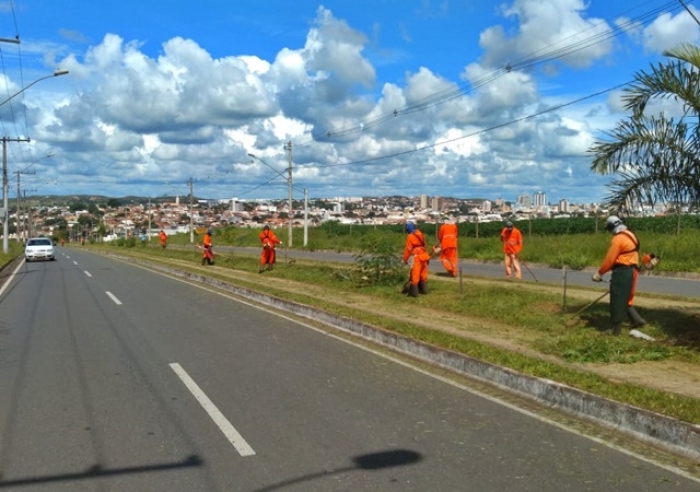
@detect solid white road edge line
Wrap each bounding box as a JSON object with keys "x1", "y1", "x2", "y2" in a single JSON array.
[
  {"x1": 84, "y1": 271, "x2": 92, "y2": 277},
  {"x1": 0, "y1": 260, "x2": 26, "y2": 299},
  {"x1": 169, "y1": 362, "x2": 256, "y2": 457},
  {"x1": 105, "y1": 291, "x2": 122, "y2": 305}
]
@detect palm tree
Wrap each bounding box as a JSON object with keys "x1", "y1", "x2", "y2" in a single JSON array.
[{"x1": 589, "y1": 44, "x2": 700, "y2": 233}]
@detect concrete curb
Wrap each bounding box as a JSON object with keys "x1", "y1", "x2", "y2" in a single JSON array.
[{"x1": 114, "y1": 253, "x2": 700, "y2": 461}]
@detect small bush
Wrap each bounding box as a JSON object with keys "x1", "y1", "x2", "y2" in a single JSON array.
[{"x1": 353, "y1": 240, "x2": 404, "y2": 286}]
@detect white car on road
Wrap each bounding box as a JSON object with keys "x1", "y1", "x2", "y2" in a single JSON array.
[{"x1": 24, "y1": 237, "x2": 55, "y2": 262}]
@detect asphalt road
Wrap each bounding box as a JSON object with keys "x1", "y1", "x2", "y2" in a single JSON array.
[
  {"x1": 216, "y1": 245, "x2": 700, "y2": 299},
  {"x1": 0, "y1": 249, "x2": 698, "y2": 491}
]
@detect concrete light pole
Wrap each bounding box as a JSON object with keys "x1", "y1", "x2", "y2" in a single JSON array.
[
  {"x1": 284, "y1": 141, "x2": 293, "y2": 247},
  {"x1": 1, "y1": 69, "x2": 68, "y2": 253}
]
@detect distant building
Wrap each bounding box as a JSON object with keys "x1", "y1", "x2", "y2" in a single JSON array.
[
  {"x1": 431, "y1": 196, "x2": 440, "y2": 211},
  {"x1": 558, "y1": 199, "x2": 569, "y2": 213},
  {"x1": 534, "y1": 191, "x2": 546, "y2": 208},
  {"x1": 517, "y1": 194, "x2": 532, "y2": 208},
  {"x1": 480, "y1": 200, "x2": 492, "y2": 212},
  {"x1": 420, "y1": 194, "x2": 429, "y2": 210}
]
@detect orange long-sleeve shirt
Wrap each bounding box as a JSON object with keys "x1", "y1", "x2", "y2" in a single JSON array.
[
  {"x1": 203, "y1": 234, "x2": 212, "y2": 248},
  {"x1": 438, "y1": 223, "x2": 458, "y2": 249},
  {"x1": 500, "y1": 227, "x2": 522, "y2": 255},
  {"x1": 598, "y1": 230, "x2": 639, "y2": 275},
  {"x1": 403, "y1": 230, "x2": 431, "y2": 263},
  {"x1": 260, "y1": 229, "x2": 281, "y2": 248}
]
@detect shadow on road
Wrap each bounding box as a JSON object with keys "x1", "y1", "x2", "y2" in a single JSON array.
[
  {"x1": 253, "y1": 449, "x2": 423, "y2": 492},
  {"x1": 0, "y1": 454, "x2": 202, "y2": 488}
]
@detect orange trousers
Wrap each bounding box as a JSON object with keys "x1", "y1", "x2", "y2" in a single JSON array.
[
  {"x1": 440, "y1": 247, "x2": 458, "y2": 277},
  {"x1": 409, "y1": 256, "x2": 429, "y2": 285},
  {"x1": 260, "y1": 247, "x2": 276, "y2": 267}
]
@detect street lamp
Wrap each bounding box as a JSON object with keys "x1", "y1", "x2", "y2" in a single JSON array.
[
  {"x1": 0, "y1": 69, "x2": 69, "y2": 108},
  {"x1": 2, "y1": 70, "x2": 68, "y2": 253},
  {"x1": 16, "y1": 152, "x2": 57, "y2": 242}
]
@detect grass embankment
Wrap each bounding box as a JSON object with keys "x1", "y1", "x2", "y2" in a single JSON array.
[
  {"x1": 163, "y1": 224, "x2": 700, "y2": 273},
  {"x1": 0, "y1": 242, "x2": 25, "y2": 268},
  {"x1": 94, "y1": 241, "x2": 700, "y2": 425}
]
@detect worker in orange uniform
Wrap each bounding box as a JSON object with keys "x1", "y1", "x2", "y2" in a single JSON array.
[
  {"x1": 159, "y1": 229, "x2": 168, "y2": 249},
  {"x1": 201, "y1": 228, "x2": 214, "y2": 265},
  {"x1": 436, "y1": 217, "x2": 459, "y2": 277},
  {"x1": 500, "y1": 221, "x2": 522, "y2": 280},
  {"x1": 403, "y1": 221, "x2": 432, "y2": 297},
  {"x1": 592, "y1": 215, "x2": 646, "y2": 335},
  {"x1": 259, "y1": 225, "x2": 282, "y2": 273}
]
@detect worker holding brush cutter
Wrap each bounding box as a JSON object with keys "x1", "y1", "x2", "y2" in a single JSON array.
[
  {"x1": 500, "y1": 221, "x2": 523, "y2": 280},
  {"x1": 592, "y1": 216, "x2": 657, "y2": 335},
  {"x1": 199, "y1": 228, "x2": 215, "y2": 265},
  {"x1": 403, "y1": 221, "x2": 431, "y2": 297},
  {"x1": 435, "y1": 217, "x2": 459, "y2": 277},
  {"x1": 259, "y1": 224, "x2": 282, "y2": 273}
]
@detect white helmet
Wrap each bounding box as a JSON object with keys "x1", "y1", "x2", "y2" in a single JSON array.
[{"x1": 605, "y1": 215, "x2": 624, "y2": 233}]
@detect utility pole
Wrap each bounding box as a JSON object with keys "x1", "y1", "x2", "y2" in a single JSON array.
[
  {"x1": 147, "y1": 197, "x2": 151, "y2": 241},
  {"x1": 2, "y1": 136, "x2": 31, "y2": 253},
  {"x1": 15, "y1": 169, "x2": 35, "y2": 242},
  {"x1": 188, "y1": 177, "x2": 194, "y2": 243},
  {"x1": 304, "y1": 188, "x2": 308, "y2": 247},
  {"x1": 284, "y1": 140, "x2": 293, "y2": 247}
]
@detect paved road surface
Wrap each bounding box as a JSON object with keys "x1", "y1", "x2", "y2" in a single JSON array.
[{"x1": 0, "y1": 249, "x2": 697, "y2": 491}]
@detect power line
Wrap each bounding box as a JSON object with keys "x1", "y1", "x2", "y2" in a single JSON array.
[
  {"x1": 292, "y1": 0, "x2": 686, "y2": 149},
  {"x1": 305, "y1": 81, "x2": 632, "y2": 171}
]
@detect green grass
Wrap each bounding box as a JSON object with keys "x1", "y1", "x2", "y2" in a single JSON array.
[
  {"x1": 161, "y1": 224, "x2": 700, "y2": 273},
  {"x1": 0, "y1": 242, "x2": 25, "y2": 267}
]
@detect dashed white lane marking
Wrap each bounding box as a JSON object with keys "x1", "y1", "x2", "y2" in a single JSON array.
[
  {"x1": 84, "y1": 271, "x2": 92, "y2": 278},
  {"x1": 73, "y1": 260, "x2": 78, "y2": 265},
  {"x1": 169, "y1": 362, "x2": 256, "y2": 457},
  {"x1": 105, "y1": 291, "x2": 122, "y2": 305}
]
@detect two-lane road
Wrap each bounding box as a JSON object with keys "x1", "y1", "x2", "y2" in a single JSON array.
[{"x1": 0, "y1": 249, "x2": 697, "y2": 491}]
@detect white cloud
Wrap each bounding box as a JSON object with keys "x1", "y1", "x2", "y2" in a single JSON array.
[
  {"x1": 2, "y1": 3, "x2": 660, "y2": 202},
  {"x1": 639, "y1": 8, "x2": 700, "y2": 53}
]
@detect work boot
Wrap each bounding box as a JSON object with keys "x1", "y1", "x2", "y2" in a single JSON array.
[
  {"x1": 418, "y1": 281, "x2": 428, "y2": 295},
  {"x1": 627, "y1": 307, "x2": 646, "y2": 328},
  {"x1": 611, "y1": 323, "x2": 622, "y2": 336},
  {"x1": 407, "y1": 284, "x2": 419, "y2": 297}
]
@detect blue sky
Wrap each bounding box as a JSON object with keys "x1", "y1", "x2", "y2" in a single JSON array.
[{"x1": 0, "y1": 0, "x2": 698, "y2": 204}]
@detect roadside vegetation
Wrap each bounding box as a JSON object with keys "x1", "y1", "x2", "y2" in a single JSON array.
[
  {"x1": 150, "y1": 216, "x2": 700, "y2": 273},
  {"x1": 0, "y1": 242, "x2": 25, "y2": 267},
  {"x1": 93, "y1": 234, "x2": 700, "y2": 425}
]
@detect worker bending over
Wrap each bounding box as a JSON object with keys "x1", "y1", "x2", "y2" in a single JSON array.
[{"x1": 403, "y1": 221, "x2": 431, "y2": 297}]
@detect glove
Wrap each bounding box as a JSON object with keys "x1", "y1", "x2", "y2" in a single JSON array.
[
  {"x1": 279, "y1": 241, "x2": 283, "y2": 245},
  {"x1": 591, "y1": 272, "x2": 603, "y2": 282}
]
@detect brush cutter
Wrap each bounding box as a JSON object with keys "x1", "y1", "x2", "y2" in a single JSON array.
[
  {"x1": 564, "y1": 289, "x2": 609, "y2": 327},
  {"x1": 519, "y1": 257, "x2": 538, "y2": 282}
]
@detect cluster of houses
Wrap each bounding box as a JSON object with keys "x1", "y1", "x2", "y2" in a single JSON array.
[{"x1": 22, "y1": 193, "x2": 673, "y2": 242}]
